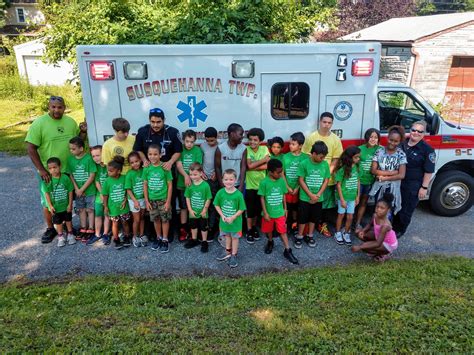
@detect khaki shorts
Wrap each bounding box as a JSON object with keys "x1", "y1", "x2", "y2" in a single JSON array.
[{"x1": 149, "y1": 200, "x2": 171, "y2": 222}]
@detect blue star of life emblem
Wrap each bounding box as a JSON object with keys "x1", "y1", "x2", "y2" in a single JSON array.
[{"x1": 177, "y1": 96, "x2": 208, "y2": 128}]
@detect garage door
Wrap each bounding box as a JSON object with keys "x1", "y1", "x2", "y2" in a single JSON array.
[{"x1": 444, "y1": 56, "x2": 474, "y2": 126}]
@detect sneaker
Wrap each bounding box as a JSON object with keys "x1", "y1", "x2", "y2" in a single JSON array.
[
  {"x1": 114, "y1": 238, "x2": 123, "y2": 250},
  {"x1": 178, "y1": 228, "x2": 188, "y2": 242},
  {"x1": 41, "y1": 227, "x2": 57, "y2": 244},
  {"x1": 283, "y1": 248, "x2": 299, "y2": 264},
  {"x1": 159, "y1": 240, "x2": 169, "y2": 253},
  {"x1": 86, "y1": 235, "x2": 101, "y2": 246},
  {"x1": 264, "y1": 240, "x2": 274, "y2": 254},
  {"x1": 67, "y1": 233, "x2": 76, "y2": 245},
  {"x1": 57, "y1": 234, "x2": 66, "y2": 247},
  {"x1": 216, "y1": 251, "x2": 231, "y2": 261},
  {"x1": 294, "y1": 236, "x2": 303, "y2": 249},
  {"x1": 184, "y1": 239, "x2": 200, "y2": 249},
  {"x1": 218, "y1": 235, "x2": 226, "y2": 248},
  {"x1": 252, "y1": 228, "x2": 260, "y2": 241},
  {"x1": 228, "y1": 255, "x2": 238, "y2": 268},
  {"x1": 140, "y1": 235, "x2": 149, "y2": 247},
  {"x1": 201, "y1": 241, "x2": 209, "y2": 253},
  {"x1": 102, "y1": 234, "x2": 111, "y2": 245},
  {"x1": 132, "y1": 235, "x2": 141, "y2": 248},
  {"x1": 122, "y1": 235, "x2": 132, "y2": 247},
  {"x1": 304, "y1": 235, "x2": 316, "y2": 248},
  {"x1": 151, "y1": 239, "x2": 162, "y2": 250},
  {"x1": 318, "y1": 223, "x2": 332, "y2": 238},
  {"x1": 246, "y1": 231, "x2": 255, "y2": 245},
  {"x1": 207, "y1": 232, "x2": 215, "y2": 243},
  {"x1": 343, "y1": 232, "x2": 352, "y2": 245},
  {"x1": 334, "y1": 231, "x2": 344, "y2": 245}
]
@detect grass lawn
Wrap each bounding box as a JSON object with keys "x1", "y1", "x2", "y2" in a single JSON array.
[{"x1": 0, "y1": 257, "x2": 472, "y2": 352}]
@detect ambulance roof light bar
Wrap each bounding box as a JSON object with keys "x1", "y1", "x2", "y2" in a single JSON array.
[
  {"x1": 90, "y1": 61, "x2": 115, "y2": 80},
  {"x1": 351, "y1": 58, "x2": 374, "y2": 76}
]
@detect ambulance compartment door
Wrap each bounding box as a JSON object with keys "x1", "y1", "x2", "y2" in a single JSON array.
[{"x1": 261, "y1": 73, "x2": 320, "y2": 141}]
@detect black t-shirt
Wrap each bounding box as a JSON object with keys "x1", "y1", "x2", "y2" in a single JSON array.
[
  {"x1": 401, "y1": 139, "x2": 436, "y2": 183},
  {"x1": 133, "y1": 124, "x2": 183, "y2": 162}
]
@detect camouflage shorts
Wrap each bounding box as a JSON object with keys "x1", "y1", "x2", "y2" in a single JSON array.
[{"x1": 149, "y1": 200, "x2": 171, "y2": 222}]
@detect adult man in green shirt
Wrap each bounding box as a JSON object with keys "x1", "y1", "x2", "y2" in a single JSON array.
[{"x1": 25, "y1": 96, "x2": 88, "y2": 243}]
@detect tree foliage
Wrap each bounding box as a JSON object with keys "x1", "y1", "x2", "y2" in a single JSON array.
[{"x1": 39, "y1": 0, "x2": 337, "y2": 65}]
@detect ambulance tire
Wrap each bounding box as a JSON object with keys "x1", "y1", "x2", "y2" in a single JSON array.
[{"x1": 429, "y1": 171, "x2": 473, "y2": 217}]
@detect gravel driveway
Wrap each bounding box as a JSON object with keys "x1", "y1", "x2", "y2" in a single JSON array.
[{"x1": 0, "y1": 154, "x2": 472, "y2": 282}]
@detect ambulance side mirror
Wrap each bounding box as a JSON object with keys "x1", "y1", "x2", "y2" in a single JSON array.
[{"x1": 429, "y1": 112, "x2": 440, "y2": 135}]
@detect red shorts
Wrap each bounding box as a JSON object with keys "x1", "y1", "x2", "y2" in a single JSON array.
[
  {"x1": 261, "y1": 216, "x2": 287, "y2": 234},
  {"x1": 285, "y1": 193, "x2": 299, "y2": 204}
]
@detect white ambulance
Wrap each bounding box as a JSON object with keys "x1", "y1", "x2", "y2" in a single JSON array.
[{"x1": 76, "y1": 43, "x2": 474, "y2": 217}]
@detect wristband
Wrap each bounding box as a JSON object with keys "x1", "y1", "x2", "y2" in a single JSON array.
[{"x1": 421, "y1": 186, "x2": 428, "y2": 190}]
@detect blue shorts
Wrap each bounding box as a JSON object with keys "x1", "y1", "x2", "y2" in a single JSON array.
[
  {"x1": 360, "y1": 184, "x2": 373, "y2": 196},
  {"x1": 337, "y1": 200, "x2": 356, "y2": 214}
]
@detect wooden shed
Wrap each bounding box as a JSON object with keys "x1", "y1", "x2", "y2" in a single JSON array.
[{"x1": 341, "y1": 12, "x2": 474, "y2": 126}]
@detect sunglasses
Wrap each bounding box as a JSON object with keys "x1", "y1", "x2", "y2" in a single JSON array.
[
  {"x1": 411, "y1": 128, "x2": 425, "y2": 134},
  {"x1": 149, "y1": 108, "x2": 163, "y2": 114},
  {"x1": 49, "y1": 95, "x2": 65, "y2": 102}
]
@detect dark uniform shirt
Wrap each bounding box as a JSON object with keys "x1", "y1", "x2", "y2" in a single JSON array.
[
  {"x1": 401, "y1": 139, "x2": 436, "y2": 185},
  {"x1": 133, "y1": 124, "x2": 183, "y2": 163}
]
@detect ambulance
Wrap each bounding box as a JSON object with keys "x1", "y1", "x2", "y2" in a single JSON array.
[{"x1": 76, "y1": 43, "x2": 474, "y2": 217}]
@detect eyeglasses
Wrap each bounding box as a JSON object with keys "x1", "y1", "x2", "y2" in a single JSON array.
[
  {"x1": 149, "y1": 108, "x2": 163, "y2": 114},
  {"x1": 411, "y1": 128, "x2": 425, "y2": 134},
  {"x1": 49, "y1": 96, "x2": 65, "y2": 103}
]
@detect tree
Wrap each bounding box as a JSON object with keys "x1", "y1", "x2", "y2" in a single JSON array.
[
  {"x1": 0, "y1": 0, "x2": 7, "y2": 28},
  {"x1": 417, "y1": 0, "x2": 474, "y2": 14}
]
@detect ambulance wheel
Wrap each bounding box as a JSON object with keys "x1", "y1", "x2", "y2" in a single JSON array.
[{"x1": 429, "y1": 171, "x2": 473, "y2": 217}]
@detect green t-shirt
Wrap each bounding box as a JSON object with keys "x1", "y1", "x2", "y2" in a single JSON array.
[
  {"x1": 258, "y1": 176, "x2": 288, "y2": 218},
  {"x1": 25, "y1": 114, "x2": 79, "y2": 173},
  {"x1": 358, "y1": 144, "x2": 379, "y2": 185},
  {"x1": 95, "y1": 164, "x2": 108, "y2": 203},
  {"x1": 270, "y1": 154, "x2": 284, "y2": 162},
  {"x1": 101, "y1": 175, "x2": 129, "y2": 217},
  {"x1": 41, "y1": 174, "x2": 74, "y2": 213},
  {"x1": 246, "y1": 146, "x2": 269, "y2": 190},
  {"x1": 143, "y1": 164, "x2": 173, "y2": 201},
  {"x1": 297, "y1": 159, "x2": 331, "y2": 202},
  {"x1": 177, "y1": 146, "x2": 203, "y2": 190},
  {"x1": 125, "y1": 168, "x2": 144, "y2": 200},
  {"x1": 283, "y1": 152, "x2": 309, "y2": 189},
  {"x1": 66, "y1": 153, "x2": 97, "y2": 196},
  {"x1": 184, "y1": 181, "x2": 212, "y2": 218},
  {"x1": 335, "y1": 165, "x2": 359, "y2": 201},
  {"x1": 213, "y1": 188, "x2": 246, "y2": 233}
]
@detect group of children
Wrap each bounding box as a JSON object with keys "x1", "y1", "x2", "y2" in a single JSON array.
[{"x1": 41, "y1": 118, "x2": 401, "y2": 268}]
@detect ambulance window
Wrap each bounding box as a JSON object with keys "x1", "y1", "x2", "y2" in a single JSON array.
[
  {"x1": 271, "y1": 82, "x2": 309, "y2": 120},
  {"x1": 378, "y1": 91, "x2": 427, "y2": 132}
]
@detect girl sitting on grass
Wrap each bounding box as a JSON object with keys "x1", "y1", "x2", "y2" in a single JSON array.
[{"x1": 351, "y1": 192, "x2": 398, "y2": 262}]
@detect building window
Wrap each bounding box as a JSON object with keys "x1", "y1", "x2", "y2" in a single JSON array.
[
  {"x1": 16, "y1": 8, "x2": 26, "y2": 24},
  {"x1": 271, "y1": 82, "x2": 309, "y2": 120}
]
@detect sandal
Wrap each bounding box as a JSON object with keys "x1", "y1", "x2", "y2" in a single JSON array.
[
  {"x1": 76, "y1": 228, "x2": 87, "y2": 240},
  {"x1": 374, "y1": 253, "x2": 392, "y2": 263}
]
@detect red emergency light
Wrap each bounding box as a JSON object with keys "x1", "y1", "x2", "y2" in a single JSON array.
[
  {"x1": 90, "y1": 61, "x2": 115, "y2": 80},
  {"x1": 351, "y1": 59, "x2": 374, "y2": 76}
]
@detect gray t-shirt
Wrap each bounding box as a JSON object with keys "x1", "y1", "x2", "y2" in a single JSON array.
[
  {"x1": 372, "y1": 147, "x2": 407, "y2": 171},
  {"x1": 219, "y1": 141, "x2": 246, "y2": 186},
  {"x1": 200, "y1": 141, "x2": 218, "y2": 179}
]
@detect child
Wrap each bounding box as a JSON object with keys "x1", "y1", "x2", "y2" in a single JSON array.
[
  {"x1": 102, "y1": 117, "x2": 136, "y2": 174},
  {"x1": 245, "y1": 128, "x2": 270, "y2": 244},
  {"x1": 42, "y1": 157, "x2": 75, "y2": 247},
  {"x1": 143, "y1": 144, "x2": 173, "y2": 253},
  {"x1": 200, "y1": 126, "x2": 219, "y2": 241},
  {"x1": 176, "y1": 129, "x2": 203, "y2": 242},
  {"x1": 184, "y1": 163, "x2": 212, "y2": 253},
  {"x1": 268, "y1": 136, "x2": 284, "y2": 162},
  {"x1": 282, "y1": 132, "x2": 308, "y2": 235},
  {"x1": 296, "y1": 141, "x2": 330, "y2": 249},
  {"x1": 352, "y1": 192, "x2": 398, "y2": 262},
  {"x1": 125, "y1": 151, "x2": 147, "y2": 247},
  {"x1": 67, "y1": 136, "x2": 97, "y2": 242},
  {"x1": 258, "y1": 159, "x2": 299, "y2": 264},
  {"x1": 355, "y1": 128, "x2": 380, "y2": 232},
  {"x1": 101, "y1": 156, "x2": 131, "y2": 250},
  {"x1": 335, "y1": 146, "x2": 361, "y2": 246},
  {"x1": 88, "y1": 145, "x2": 111, "y2": 245},
  {"x1": 214, "y1": 169, "x2": 247, "y2": 268}
]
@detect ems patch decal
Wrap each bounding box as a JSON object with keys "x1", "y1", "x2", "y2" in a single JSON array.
[
  {"x1": 177, "y1": 96, "x2": 208, "y2": 128},
  {"x1": 333, "y1": 101, "x2": 353, "y2": 121},
  {"x1": 429, "y1": 152, "x2": 436, "y2": 163}
]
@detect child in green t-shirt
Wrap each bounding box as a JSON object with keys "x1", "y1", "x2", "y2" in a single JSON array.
[
  {"x1": 214, "y1": 169, "x2": 246, "y2": 268},
  {"x1": 126, "y1": 151, "x2": 147, "y2": 248},
  {"x1": 245, "y1": 128, "x2": 270, "y2": 244},
  {"x1": 88, "y1": 145, "x2": 111, "y2": 246},
  {"x1": 176, "y1": 130, "x2": 203, "y2": 242},
  {"x1": 102, "y1": 156, "x2": 131, "y2": 250},
  {"x1": 144, "y1": 144, "x2": 173, "y2": 253},
  {"x1": 184, "y1": 163, "x2": 212, "y2": 253},
  {"x1": 268, "y1": 136, "x2": 284, "y2": 162},
  {"x1": 258, "y1": 159, "x2": 299, "y2": 264},
  {"x1": 335, "y1": 146, "x2": 361, "y2": 246},
  {"x1": 42, "y1": 157, "x2": 75, "y2": 248},
  {"x1": 67, "y1": 136, "x2": 97, "y2": 242},
  {"x1": 296, "y1": 141, "x2": 331, "y2": 249}
]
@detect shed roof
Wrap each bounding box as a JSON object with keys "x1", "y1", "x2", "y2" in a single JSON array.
[{"x1": 341, "y1": 11, "x2": 474, "y2": 42}]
